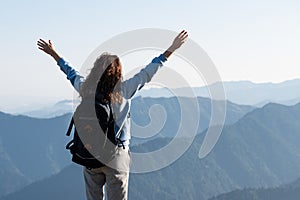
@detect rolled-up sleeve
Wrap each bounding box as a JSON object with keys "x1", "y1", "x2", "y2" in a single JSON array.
[
  {"x1": 57, "y1": 58, "x2": 85, "y2": 93},
  {"x1": 122, "y1": 54, "x2": 167, "y2": 99}
]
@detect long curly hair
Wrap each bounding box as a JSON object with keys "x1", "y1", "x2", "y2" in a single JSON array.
[{"x1": 80, "y1": 53, "x2": 123, "y2": 104}]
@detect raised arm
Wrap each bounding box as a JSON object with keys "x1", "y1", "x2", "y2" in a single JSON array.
[
  {"x1": 37, "y1": 39, "x2": 84, "y2": 93},
  {"x1": 123, "y1": 30, "x2": 188, "y2": 99}
]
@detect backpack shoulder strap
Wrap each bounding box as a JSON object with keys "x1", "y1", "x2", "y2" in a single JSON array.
[{"x1": 66, "y1": 117, "x2": 74, "y2": 136}]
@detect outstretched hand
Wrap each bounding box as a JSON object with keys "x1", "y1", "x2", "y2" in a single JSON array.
[
  {"x1": 163, "y1": 30, "x2": 188, "y2": 59},
  {"x1": 170, "y1": 30, "x2": 188, "y2": 51},
  {"x1": 37, "y1": 39, "x2": 61, "y2": 62}
]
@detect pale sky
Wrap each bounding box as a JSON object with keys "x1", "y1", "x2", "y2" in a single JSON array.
[{"x1": 1, "y1": 0, "x2": 300, "y2": 111}]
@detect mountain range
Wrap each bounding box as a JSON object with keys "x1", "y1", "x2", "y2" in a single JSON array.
[
  {"x1": 0, "y1": 96, "x2": 252, "y2": 198},
  {"x1": 128, "y1": 103, "x2": 300, "y2": 199},
  {"x1": 1, "y1": 101, "x2": 300, "y2": 199}
]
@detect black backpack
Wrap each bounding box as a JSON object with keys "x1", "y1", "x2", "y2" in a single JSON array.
[{"x1": 65, "y1": 97, "x2": 119, "y2": 168}]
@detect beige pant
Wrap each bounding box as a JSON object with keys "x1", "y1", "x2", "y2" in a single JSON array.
[{"x1": 83, "y1": 147, "x2": 130, "y2": 200}]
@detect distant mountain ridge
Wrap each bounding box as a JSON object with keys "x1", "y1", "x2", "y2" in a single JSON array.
[
  {"x1": 137, "y1": 78, "x2": 300, "y2": 106},
  {"x1": 21, "y1": 99, "x2": 78, "y2": 118}
]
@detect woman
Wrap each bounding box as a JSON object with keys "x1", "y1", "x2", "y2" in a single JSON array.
[{"x1": 37, "y1": 30, "x2": 188, "y2": 200}]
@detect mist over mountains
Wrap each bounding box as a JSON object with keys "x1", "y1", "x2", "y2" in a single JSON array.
[
  {"x1": 138, "y1": 78, "x2": 300, "y2": 106},
  {"x1": 4, "y1": 78, "x2": 300, "y2": 118}
]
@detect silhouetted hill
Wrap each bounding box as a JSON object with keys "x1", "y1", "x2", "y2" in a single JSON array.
[
  {"x1": 209, "y1": 178, "x2": 300, "y2": 200},
  {"x1": 210, "y1": 103, "x2": 300, "y2": 188},
  {"x1": 126, "y1": 103, "x2": 300, "y2": 199},
  {"x1": 0, "y1": 165, "x2": 84, "y2": 200},
  {"x1": 0, "y1": 112, "x2": 72, "y2": 197},
  {"x1": 0, "y1": 137, "x2": 29, "y2": 196},
  {"x1": 2, "y1": 103, "x2": 300, "y2": 199}
]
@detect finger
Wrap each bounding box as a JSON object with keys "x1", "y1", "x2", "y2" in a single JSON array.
[
  {"x1": 182, "y1": 33, "x2": 188, "y2": 40},
  {"x1": 49, "y1": 40, "x2": 52, "y2": 45},
  {"x1": 39, "y1": 38, "x2": 48, "y2": 45},
  {"x1": 181, "y1": 35, "x2": 188, "y2": 43},
  {"x1": 37, "y1": 40, "x2": 45, "y2": 46},
  {"x1": 176, "y1": 30, "x2": 185, "y2": 38},
  {"x1": 37, "y1": 43, "x2": 44, "y2": 48},
  {"x1": 38, "y1": 47, "x2": 46, "y2": 52},
  {"x1": 37, "y1": 42, "x2": 46, "y2": 48},
  {"x1": 180, "y1": 30, "x2": 188, "y2": 37},
  {"x1": 178, "y1": 31, "x2": 188, "y2": 39}
]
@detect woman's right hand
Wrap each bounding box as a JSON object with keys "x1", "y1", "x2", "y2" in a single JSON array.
[{"x1": 37, "y1": 39, "x2": 61, "y2": 62}]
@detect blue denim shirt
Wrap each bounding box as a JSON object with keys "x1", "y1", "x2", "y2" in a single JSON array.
[{"x1": 57, "y1": 54, "x2": 167, "y2": 146}]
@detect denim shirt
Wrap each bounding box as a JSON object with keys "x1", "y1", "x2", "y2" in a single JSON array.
[{"x1": 57, "y1": 54, "x2": 167, "y2": 146}]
